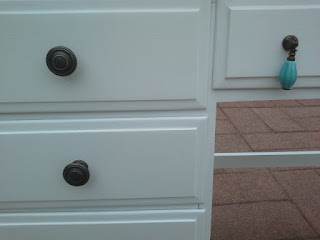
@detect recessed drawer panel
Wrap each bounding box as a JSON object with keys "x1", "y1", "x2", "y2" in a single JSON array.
[
  {"x1": 0, "y1": 210, "x2": 205, "y2": 240},
  {"x1": 0, "y1": 7, "x2": 207, "y2": 108},
  {"x1": 212, "y1": 0, "x2": 320, "y2": 89},
  {"x1": 0, "y1": 117, "x2": 207, "y2": 207}
]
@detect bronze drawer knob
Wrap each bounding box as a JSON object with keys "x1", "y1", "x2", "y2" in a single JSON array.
[
  {"x1": 46, "y1": 46, "x2": 77, "y2": 76},
  {"x1": 63, "y1": 160, "x2": 90, "y2": 186}
]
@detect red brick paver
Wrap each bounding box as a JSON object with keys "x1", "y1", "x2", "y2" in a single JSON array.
[
  {"x1": 222, "y1": 108, "x2": 271, "y2": 133},
  {"x1": 281, "y1": 106, "x2": 320, "y2": 118},
  {"x1": 215, "y1": 134, "x2": 251, "y2": 153},
  {"x1": 270, "y1": 100, "x2": 303, "y2": 107},
  {"x1": 298, "y1": 99, "x2": 320, "y2": 106},
  {"x1": 216, "y1": 108, "x2": 228, "y2": 120},
  {"x1": 214, "y1": 168, "x2": 224, "y2": 175},
  {"x1": 216, "y1": 99, "x2": 320, "y2": 153},
  {"x1": 211, "y1": 202, "x2": 318, "y2": 240},
  {"x1": 252, "y1": 108, "x2": 304, "y2": 132},
  {"x1": 243, "y1": 132, "x2": 320, "y2": 152},
  {"x1": 218, "y1": 101, "x2": 275, "y2": 108},
  {"x1": 223, "y1": 168, "x2": 262, "y2": 174},
  {"x1": 217, "y1": 100, "x2": 302, "y2": 108},
  {"x1": 269, "y1": 166, "x2": 320, "y2": 172},
  {"x1": 294, "y1": 117, "x2": 320, "y2": 131},
  {"x1": 213, "y1": 99, "x2": 320, "y2": 240},
  {"x1": 215, "y1": 120, "x2": 237, "y2": 135},
  {"x1": 242, "y1": 132, "x2": 320, "y2": 151},
  {"x1": 273, "y1": 170, "x2": 320, "y2": 235},
  {"x1": 213, "y1": 172, "x2": 288, "y2": 205}
]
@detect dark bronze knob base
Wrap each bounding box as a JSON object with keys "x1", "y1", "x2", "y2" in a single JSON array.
[
  {"x1": 282, "y1": 35, "x2": 299, "y2": 51},
  {"x1": 282, "y1": 35, "x2": 299, "y2": 61},
  {"x1": 46, "y1": 46, "x2": 77, "y2": 76},
  {"x1": 63, "y1": 160, "x2": 90, "y2": 186}
]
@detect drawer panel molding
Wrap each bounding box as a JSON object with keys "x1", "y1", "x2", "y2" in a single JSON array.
[
  {"x1": 0, "y1": 209, "x2": 205, "y2": 240},
  {"x1": 0, "y1": 3, "x2": 210, "y2": 112},
  {"x1": 0, "y1": 117, "x2": 208, "y2": 209},
  {"x1": 212, "y1": 0, "x2": 320, "y2": 89}
]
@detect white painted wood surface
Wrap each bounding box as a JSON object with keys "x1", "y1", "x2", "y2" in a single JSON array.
[
  {"x1": 0, "y1": 2, "x2": 211, "y2": 239},
  {"x1": 0, "y1": 117, "x2": 207, "y2": 204},
  {"x1": 1, "y1": 0, "x2": 320, "y2": 239},
  {"x1": 214, "y1": 152, "x2": 320, "y2": 169},
  {"x1": 0, "y1": 6, "x2": 206, "y2": 110},
  {"x1": 212, "y1": 0, "x2": 320, "y2": 89},
  {"x1": 0, "y1": 210, "x2": 205, "y2": 240}
]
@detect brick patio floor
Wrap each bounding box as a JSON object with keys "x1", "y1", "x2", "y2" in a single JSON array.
[{"x1": 212, "y1": 99, "x2": 320, "y2": 240}]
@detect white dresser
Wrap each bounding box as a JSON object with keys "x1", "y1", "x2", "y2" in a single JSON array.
[{"x1": 1, "y1": 0, "x2": 320, "y2": 239}]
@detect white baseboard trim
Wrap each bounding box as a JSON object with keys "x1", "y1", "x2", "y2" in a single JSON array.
[{"x1": 214, "y1": 151, "x2": 320, "y2": 169}]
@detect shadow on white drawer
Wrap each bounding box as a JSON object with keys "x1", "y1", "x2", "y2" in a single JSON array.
[
  {"x1": 0, "y1": 6, "x2": 208, "y2": 111},
  {"x1": 0, "y1": 117, "x2": 207, "y2": 209},
  {"x1": 0, "y1": 210, "x2": 205, "y2": 240},
  {"x1": 212, "y1": 0, "x2": 320, "y2": 89}
]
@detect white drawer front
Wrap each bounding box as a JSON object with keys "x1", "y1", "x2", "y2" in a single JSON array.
[
  {"x1": 212, "y1": 0, "x2": 320, "y2": 89},
  {"x1": 0, "y1": 118, "x2": 207, "y2": 207},
  {"x1": 0, "y1": 4, "x2": 208, "y2": 110},
  {"x1": 0, "y1": 210, "x2": 205, "y2": 240}
]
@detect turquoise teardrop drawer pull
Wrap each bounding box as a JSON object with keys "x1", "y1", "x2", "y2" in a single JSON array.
[{"x1": 279, "y1": 35, "x2": 299, "y2": 90}]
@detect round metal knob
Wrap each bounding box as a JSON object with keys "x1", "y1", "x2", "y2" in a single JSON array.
[
  {"x1": 63, "y1": 160, "x2": 90, "y2": 186},
  {"x1": 46, "y1": 46, "x2": 77, "y2": 76},
  {"x1": 282, "y1": 35, "x2": 299, "y2": 51},
  {"x1": 282, "y1": 35, "x2": 299, "y2": 61}
]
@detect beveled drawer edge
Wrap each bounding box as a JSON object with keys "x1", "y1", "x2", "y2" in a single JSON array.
[
  {"x1": 0, "y1": 99, "x2": 206, "y2": 114},
  {"x1": 0, "y1": 200, "x2": 200, "y2": 214}
]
